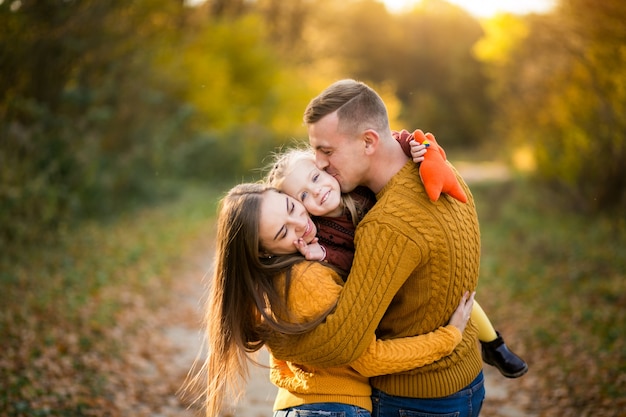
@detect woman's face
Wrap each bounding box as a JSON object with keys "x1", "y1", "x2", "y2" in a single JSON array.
[
  {"x1": 258, "y1": 190, "x2": 318, "y2": 255},
  {"x1": 280, "y1": 158, "x2": 343, "y2": 217}
]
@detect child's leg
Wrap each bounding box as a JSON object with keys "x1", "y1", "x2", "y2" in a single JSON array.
[
  {"x1": 473, "y1": 299, "x2": 528, "y2": 378},
  {"x1": 471, "y1": 300, "x2": 498, "y2": 343}
]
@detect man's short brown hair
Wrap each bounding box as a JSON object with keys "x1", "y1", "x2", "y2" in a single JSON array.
[{"x1": 303, "y1": 79, "x2": 389, "y2": 135}]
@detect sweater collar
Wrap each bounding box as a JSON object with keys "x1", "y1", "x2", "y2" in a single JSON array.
[{"x1": 376, "y1": 160, "x2": 420, "y2": 200}]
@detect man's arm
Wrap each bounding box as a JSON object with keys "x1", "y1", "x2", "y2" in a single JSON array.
[{"x1": 265, "y1": 219, "x2": 425, "y2": 368}]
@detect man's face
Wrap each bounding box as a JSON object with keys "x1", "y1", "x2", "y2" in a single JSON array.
[{"x1": 308, "y1": 111, "x2": 368, "y2": 193}]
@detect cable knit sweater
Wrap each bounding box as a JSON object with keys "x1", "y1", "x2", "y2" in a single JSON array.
[
  {"x1": 266, "y1": 161, "x2": 483, "y2": 398},
  {"x1": 270, "y1": 262, "x2": 462, "y2": 412}
]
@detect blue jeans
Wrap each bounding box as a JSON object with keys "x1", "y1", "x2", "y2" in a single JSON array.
[
  {"x1": 371, "y1": 371, "x2": 485, "y2": 417},
  {"x1": 274, "y1": 403, "x2": 371, "y2": 417}
]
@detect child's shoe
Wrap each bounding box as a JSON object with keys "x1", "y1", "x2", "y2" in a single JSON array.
[{"x1": 481, "y1": 331, "x2": 528, "y2": 378}]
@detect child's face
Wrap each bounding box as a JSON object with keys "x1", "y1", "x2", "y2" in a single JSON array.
[
  {"x1": 258, "y1": 190, "x2": 318, "y2": 255},
  {"x1": 281, "y1": 158, "x2": 343, "y2": 217}
]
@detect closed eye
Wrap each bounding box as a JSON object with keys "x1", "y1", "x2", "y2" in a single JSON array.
[{"x1": 274, "y1": 197, "x2": 295, "y2": 240}]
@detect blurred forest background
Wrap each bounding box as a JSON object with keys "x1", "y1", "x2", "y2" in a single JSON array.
[{"x1": 1, "y1": 0, "x2": 625, "y2": 416}]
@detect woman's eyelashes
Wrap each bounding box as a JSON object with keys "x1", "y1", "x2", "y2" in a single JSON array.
[{"x1": 279, "y1": 199, "x2": 295, "y2": 240}]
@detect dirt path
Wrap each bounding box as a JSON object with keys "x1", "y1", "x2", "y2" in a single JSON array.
[{"x1": 153, "y1": 162, "x2": 540, "y2": 416}]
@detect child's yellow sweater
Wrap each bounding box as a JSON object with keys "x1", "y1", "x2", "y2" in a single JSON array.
[
  {"x1": 270, "y1": 262, "x2": 462, "y2": 412},
  {"x1": 267, "y1": 161, "x2": 483, "y2": 399}
]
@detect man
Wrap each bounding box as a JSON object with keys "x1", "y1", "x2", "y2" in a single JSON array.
[{"x1": 266, "y1": 79, "x2": 484, "y2": 416}]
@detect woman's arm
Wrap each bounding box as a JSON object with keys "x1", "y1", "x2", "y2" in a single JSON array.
[
  {"x1": 352, "y1": 327, "x2": 460, "y2": 377},
  {"x1": 351, "y1": 292, "x2": 474, "y2": 377}
]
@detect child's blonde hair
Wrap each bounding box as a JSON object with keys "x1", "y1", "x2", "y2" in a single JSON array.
[{"x1": 265, "y1": 147, "x2": 363, "y2": 227}]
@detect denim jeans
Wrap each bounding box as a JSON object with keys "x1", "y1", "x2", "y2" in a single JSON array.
[
  {"x1": 273, "y1": 403, "x2": 372, "y2": 417},
  {"x1": 371, "y1": 371, "x2": 485, "y2": 417}
]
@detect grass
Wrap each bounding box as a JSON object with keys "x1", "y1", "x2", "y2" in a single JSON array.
[
  {"x1": 0, "y1": 182, "x2": 225, "y2": 416},
  {"x1": 472, "y1": 180, "x2": 626, "y2": 415},
  {"x1": 1, "y1": 178, "x2": 624, "y2": 416}
]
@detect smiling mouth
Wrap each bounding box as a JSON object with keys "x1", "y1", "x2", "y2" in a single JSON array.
[{"x1": 320, "y1": 190, "x2": 330, "y2": 205}]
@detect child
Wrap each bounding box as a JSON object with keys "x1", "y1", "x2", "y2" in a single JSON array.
[{"x1": 266, "y1": 135, "x2": 528, "y2": 379}]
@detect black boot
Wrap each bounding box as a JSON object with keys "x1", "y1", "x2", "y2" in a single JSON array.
[{"x1": 481, "y1": 331, "x2": 528, "y2": 378}]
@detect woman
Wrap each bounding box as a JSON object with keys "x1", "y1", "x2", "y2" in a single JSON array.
[{"x1": 201, "y1": 183, "x2": 475, "y2": 417}]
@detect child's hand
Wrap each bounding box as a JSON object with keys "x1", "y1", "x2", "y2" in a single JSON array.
[
  {"x1": 448, "y1": 291, "x2": 476, "y2": 334},
  {"x1": 409, "y1": 140, "x2": 428, "y2": 163},
  {"x1": 294, "y1": 238, "x2": 326, "y2": 261}
]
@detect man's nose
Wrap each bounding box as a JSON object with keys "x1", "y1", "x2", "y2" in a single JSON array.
[{"x1": 315, "y1": 152, "x2": 329, "y2": 169}]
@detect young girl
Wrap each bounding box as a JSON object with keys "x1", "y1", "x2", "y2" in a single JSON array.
[
  {"x1": 202, "y1": 183, "x2": 476, "y2": 417},
  {"x1": 266, "y1": 138, "x2": 528, "y2": 379}
]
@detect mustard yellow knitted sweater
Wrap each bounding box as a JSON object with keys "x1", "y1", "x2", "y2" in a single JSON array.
[
  {"x1": 270, "y1": 262, "x2": 463, "y2": 412},
  {"x1": 266, "y1": 161, "x2": 483, "y2": 398}
]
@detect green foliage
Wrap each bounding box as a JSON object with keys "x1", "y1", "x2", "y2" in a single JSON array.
[
  {"x1": 0, "y1": 0, "x2": 311, "y2": 248},
  {"x1": 159, "y1": 15, "x2": 289, "y2": 132},
  {"x1": 169, "y1": 127, "x2": 287, "y2": 183},
  {"x1": 474, "y1": 180, "x2": 626, "y2": 412},
  {"x1": 153, "y1": 12, "x2": 315, "y2": 182},
  {"x1": 1, "y1": 0, "x2": 187, "y2": 244},
  {"x1": 475, "y1": 0, "x2": 626, "y2": 213}
]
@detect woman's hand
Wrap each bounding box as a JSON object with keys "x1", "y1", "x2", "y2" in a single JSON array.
[{"x1": 448, "y1": 291, "x2": 476, "y2": 334}]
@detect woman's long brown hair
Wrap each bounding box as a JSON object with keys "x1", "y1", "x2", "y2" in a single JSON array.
[{"x1": 190, "y1": 183, "x2": 337, "y2": 416}]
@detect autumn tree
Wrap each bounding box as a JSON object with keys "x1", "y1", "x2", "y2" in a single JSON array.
[
  {"x1": 475, "y1": 0, "x2": 626, "y2": 213},
  {"x1": 0, "y1": 0, "x2": 313, "y2": 247},
  {"x1": 317, "y1": 0, "x2": 492, "y2": 147}
]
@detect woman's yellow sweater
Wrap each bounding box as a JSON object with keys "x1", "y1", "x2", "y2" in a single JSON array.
[
  {"x1": 267, "y1": 161, "x2": 483, "y2": 399},
  {"x1": 270, "y1": 262, "x2": 462, "y2": 412}
]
